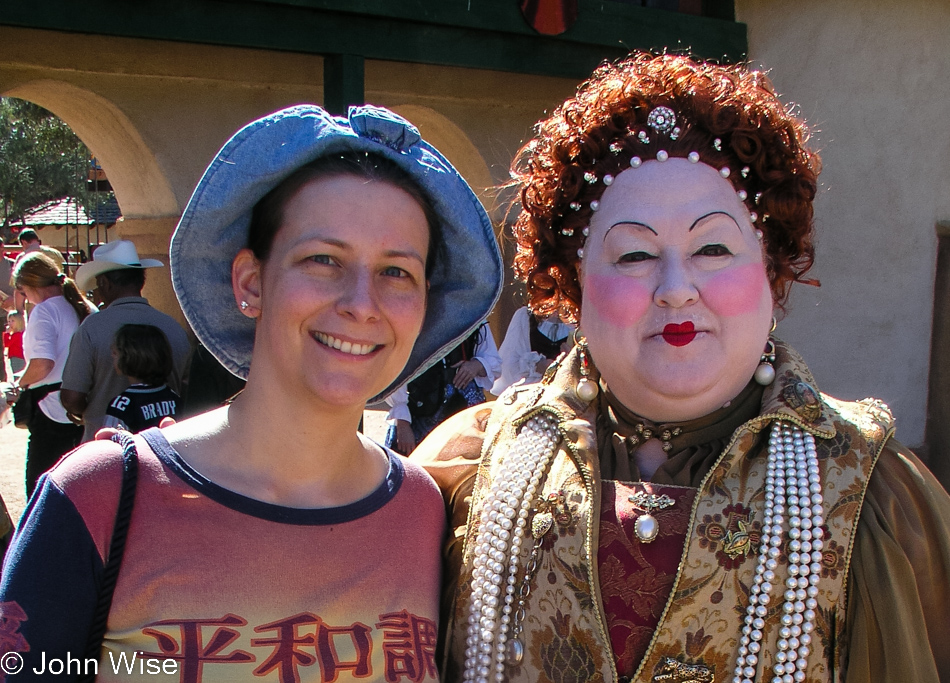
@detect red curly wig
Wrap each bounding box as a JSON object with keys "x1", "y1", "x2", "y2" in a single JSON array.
[{"x1": 510, "y1": 53, "x2": 821, "y2": 323}]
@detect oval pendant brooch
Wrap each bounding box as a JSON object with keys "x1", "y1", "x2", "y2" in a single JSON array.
[
  {"x1": 634, "y1": 513, "x2": 659, "y2": 542},
  {"x1": 628, "y1": 491, "x2": 675, "y2": 543}
]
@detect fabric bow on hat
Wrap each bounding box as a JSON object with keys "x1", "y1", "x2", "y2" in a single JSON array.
[{"x1": 349, "y1": 106, "x2": 422, "y2": 151}]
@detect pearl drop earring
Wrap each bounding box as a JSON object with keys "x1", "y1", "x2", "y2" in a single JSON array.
[
  {"x1": 574, "y1": 335, "x2": 599, "y2": 401},
  {"x1": 755, "y1": 327, "x2": 777, "y2": 385}
]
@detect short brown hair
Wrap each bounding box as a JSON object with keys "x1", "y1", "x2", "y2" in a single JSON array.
[
  {"x1": 113, "y1": 324, "x2": 173, "y2": 386},
  {"x1": 510, "y1": 52, "x2": 821, "y2": 322}
]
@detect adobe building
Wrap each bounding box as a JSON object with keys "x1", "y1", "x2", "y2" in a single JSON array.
[{"x1": 2, "y1": 1, "x2": 949, "y2": 485}]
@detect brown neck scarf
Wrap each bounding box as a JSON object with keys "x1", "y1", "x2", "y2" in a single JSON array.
[{"x1": 596, "y1": 379, "x2": 765, "y2": 486}]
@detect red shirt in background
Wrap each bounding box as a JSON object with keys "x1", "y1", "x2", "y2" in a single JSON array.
[{"x1": 3, "y1": 329, "x2": 23, "y2": 360}]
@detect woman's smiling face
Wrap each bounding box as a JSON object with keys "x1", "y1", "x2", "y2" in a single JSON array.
[
  {"x1": 239, "y1": 173, "x2": 430, "y2": 410},
  {"x1": 579, "y1": 158, "x2": 774, "y2": 422}
]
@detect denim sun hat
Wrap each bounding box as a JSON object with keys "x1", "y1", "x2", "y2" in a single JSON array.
[{"x1": 170, "y1": 104, "x2": 502, "y2": 402}]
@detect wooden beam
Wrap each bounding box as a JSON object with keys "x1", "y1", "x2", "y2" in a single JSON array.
[
  {"x1": 324, "y1": 54, "x2": 365, "y2": 116},
  {"x1": 0, "y1": 0, "x2": 747, "y2": 78}
]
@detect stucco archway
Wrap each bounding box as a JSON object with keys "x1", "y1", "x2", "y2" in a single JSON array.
[
  {"x1": 4, "y1": 80, "x2": 178, "y2": 219},
  {"x1": 3, "y1": 81, "x2": 185, "y2": 323},
  {"x1": 390, "y1": 105, "x2": 496, "y2": 218}
]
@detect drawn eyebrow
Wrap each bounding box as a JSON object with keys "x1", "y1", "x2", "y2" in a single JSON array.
[
  {"x1": 603, "y1": 221, "x2": 657, "y2": 241},
  {"x1": 690, "y1": 211, "x2": 741, "y2": 232}
]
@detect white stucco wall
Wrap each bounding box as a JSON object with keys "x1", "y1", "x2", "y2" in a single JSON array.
[{"x1": 737, "y1": 0, "x2": 950, "y2": 447}]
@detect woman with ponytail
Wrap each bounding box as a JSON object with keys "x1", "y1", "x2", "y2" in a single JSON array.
[{"x1": 11, "y1": 252, "x2": 95, "y2": 495}]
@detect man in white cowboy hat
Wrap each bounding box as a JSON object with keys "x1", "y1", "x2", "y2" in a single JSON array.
[{"x1": 60, "y1": 240, "x2": 191, "y2": 441}]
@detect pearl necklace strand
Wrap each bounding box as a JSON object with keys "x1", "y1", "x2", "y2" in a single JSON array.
[
  {"x1": 463, "y1": 414, "x2": 560, "y2": 683},
  {"x1": 733, "y1": 422, "x2": 824, "y2": 683}
]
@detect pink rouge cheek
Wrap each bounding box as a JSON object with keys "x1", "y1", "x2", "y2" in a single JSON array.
[
  {"x1": 584, "y1": 274, "x2": 652, "y2": 328},
  {"x1": 701, "y1": 262, "x2": 770, "y2": 317}
]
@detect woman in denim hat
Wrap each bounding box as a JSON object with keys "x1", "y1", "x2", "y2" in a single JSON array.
[{"x1": 0, "y1": 104, "x2": 502, "y2": 680}]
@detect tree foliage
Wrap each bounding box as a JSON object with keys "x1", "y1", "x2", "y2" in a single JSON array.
[{"x1": 0, "y1": 97, "x2": 93, "y2": 235}]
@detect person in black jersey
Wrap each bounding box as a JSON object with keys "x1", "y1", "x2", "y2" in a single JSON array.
[{"x1": 102, "y1": 323, "x2": 180, "y2": 433}]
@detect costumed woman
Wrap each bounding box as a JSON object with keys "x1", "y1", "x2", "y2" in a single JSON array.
[
  {"x1": 386, "y1": 322, "x2": 501, "y2": 454},
  {"x1": 0, "y1": 104, "x2": 502, "y2": 681},
  {"x1": 490, "y1": 305, "x2": 575, "y2": 397},
  {"x1": 9, "y1": 253, "x2": 94, "y2": 496},
  {"x1": 413, "y1": 54, "x2": 950, "y2": 683}
]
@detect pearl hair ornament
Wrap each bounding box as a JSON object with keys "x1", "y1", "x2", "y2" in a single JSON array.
[
  {"x1": 647, "y1": 106, "x2": 677, "y2": 134},
  {"x1": 555, "y1": 106, "x2": 768, "y2": 239}
]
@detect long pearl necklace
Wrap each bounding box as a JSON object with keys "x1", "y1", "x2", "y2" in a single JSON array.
[
  {"x1": 463, "y1": 414, "x2": 560, "y2": 683},
  {"x1": 733, "y1": 421, "x2": 824, "y2": 683}
]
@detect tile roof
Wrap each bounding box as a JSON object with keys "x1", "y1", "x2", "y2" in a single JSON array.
[{"x1": 10, "y1": 196, "x2": 122, "y2": 227}]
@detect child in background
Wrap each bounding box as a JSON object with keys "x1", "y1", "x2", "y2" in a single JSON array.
[
  {"x1": 103, "y1": 323, "x2": 180, "y2": 433},
  {"x1": 3, "y1": 311, "x2": 25, "y2": 376}
]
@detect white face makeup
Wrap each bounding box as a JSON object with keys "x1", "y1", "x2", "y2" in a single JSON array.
[
  {"x1": 243, "y1": 174, "x2": 430, "y2": 410},
  {"x1": 578, "y1": 157, "x2": 774, "y2": 422}
]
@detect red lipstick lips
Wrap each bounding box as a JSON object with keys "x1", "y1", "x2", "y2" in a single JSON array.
[{"x1": 662, "y1": 322, "x2": 697, "y2": 347}]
